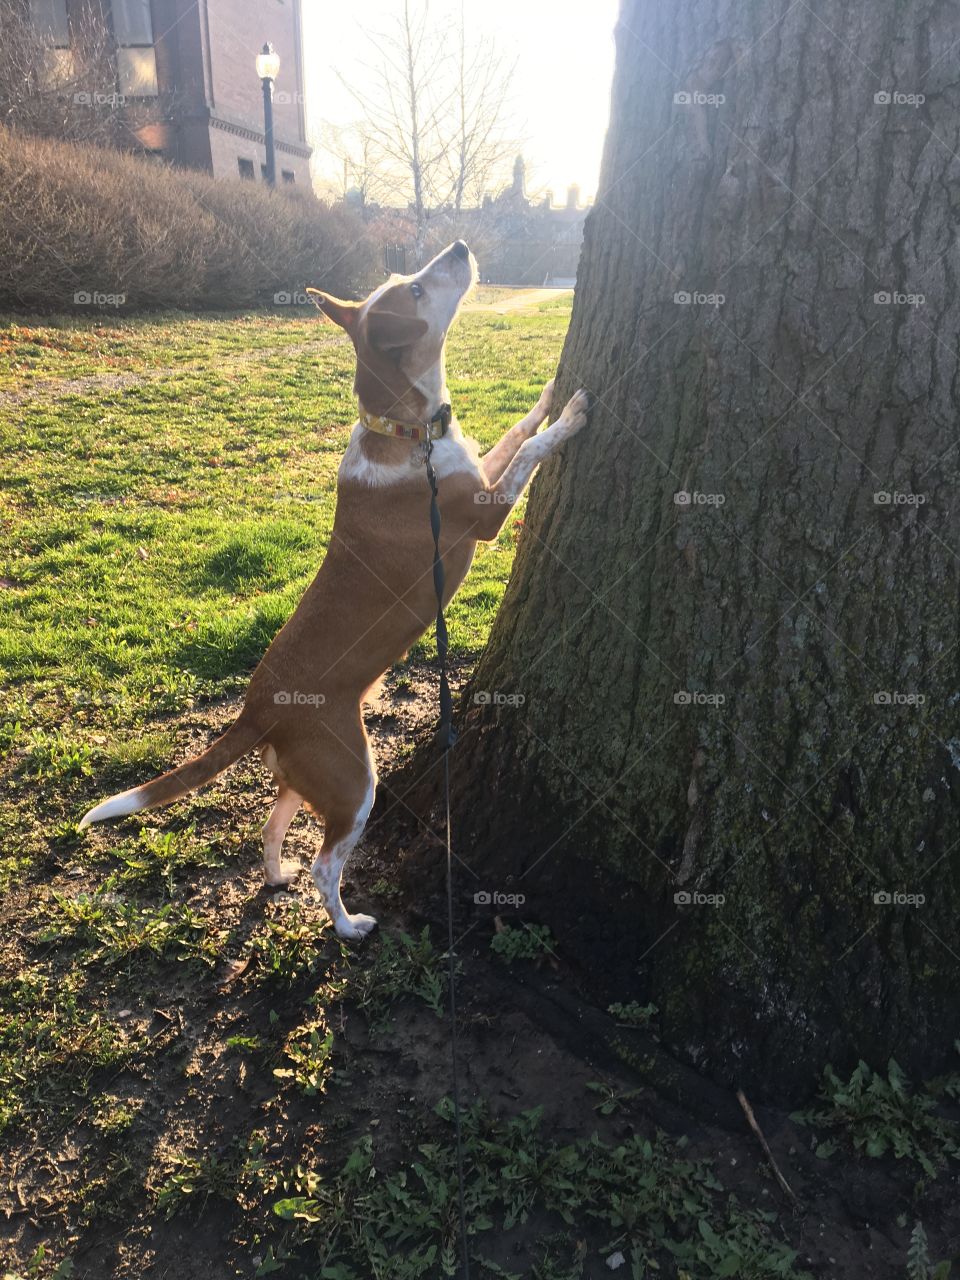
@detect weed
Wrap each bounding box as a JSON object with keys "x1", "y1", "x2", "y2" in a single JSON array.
[
  {"x1": 368, "y1": 875, "x2": 403, "y2": 900},
  {"x1": 585, "y1": 1080, "x2": 642, "y2": 1115},
  {"x1": 5, "y1": 1246, "x2": 74, "y2": 1279},
  {"x1": 490, "y1": 923, "x2": 554, "y2": 964},
  {"x1": 0, "y1": 970, "x2": 142, "y2": 1133},
  {"x1": 99, "y1": 730, "x2": 176, "y2": 781},
  {"x1": 21, "y1": 729, "x2": 93, "y2": 779},
  {"x1": 90, "y1": 1092, "x2": 137, "y2": 1135},
  {"x1": 607, "y1": 1000, "x2": 658, "y2": 1029},
  {"x1": 42, "y1": 891, "x2": 223, "y2": 968},
  {"x1": 156, "y1": 1132, "x2": 269, "y2": 1220},
  {"x1": 226, "y1": 1033, "x2": 265, "y2": 1054},
  {"x1": 791, "y1": 1059, "x2": 960, "y2": 1178},
  {"x1": 273, "y1": 1021, "x2": 335, "y2": 1096},
  {"x1": 104, "y1": 825, "x2": 222, "y2": 894},
  {"x1": 266, "y1": 1101, "x2": 810, "y2": 1279},
  {"x1": 342, "y1": 927, "x2": 447, "y2": 1030},
  {"x1": 249, "y1": 904, "x2": 336, "y2": 986},
  {"x1": 905, "y1": 1221, "x2": 951, "y2": 1279}
]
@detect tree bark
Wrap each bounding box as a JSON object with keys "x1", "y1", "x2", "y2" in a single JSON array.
[{"x1": 406, "y1": 0, "x2": 960, "y2": 1097}]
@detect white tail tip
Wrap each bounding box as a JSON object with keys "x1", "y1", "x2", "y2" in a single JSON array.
[{"x1": 78, "y1": 787, "x2": 145, "y2": 829}]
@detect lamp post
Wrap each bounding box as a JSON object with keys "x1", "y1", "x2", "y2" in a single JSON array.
[{"x1": 255, "y1": 41, "x2": 280, "y2": 187}]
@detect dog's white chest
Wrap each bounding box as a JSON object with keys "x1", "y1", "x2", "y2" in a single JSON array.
[{"x1": 338, "y1": 420, "x2": 482, "y2": 488}]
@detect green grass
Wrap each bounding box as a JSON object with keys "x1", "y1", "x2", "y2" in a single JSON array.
[
  {"x1": 0, "y1": 968, "x2": 145, "y2": 1135},
  {"x1": 2, "y1": 294, "x2": 908, "y2": 1280},
  {"x1": 0, "y1": 292, "x2": 570, "y2": 1170},
  {"x1": 0, "y1": 299, "x2": 568, "y2": 736},
  {"x1": 0, "y1": 296, "x2": 570, "y2": 895}
]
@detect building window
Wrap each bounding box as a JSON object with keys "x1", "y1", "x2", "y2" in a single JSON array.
[
  {"x1": 111, "y1": 0, "x2": 153, "y2": 45},
  {"x1": 29, "y1": 0, "x2": 69, "y2": 46},
  {"x1": 238, "y1": 158, "x2": 255, "y2": 180},
  {"x1": 29, "y1": 0, "x2": 74, "y2": 85},
  {"x1": 281, "y1": 170, "x2": 295, "y2": 184},
  {"x1": 117, "y1": 48, "x2": 157, "y2": 95},
  {"x1": 112, "y1": 0, "x2": 158, "y2": 97}
]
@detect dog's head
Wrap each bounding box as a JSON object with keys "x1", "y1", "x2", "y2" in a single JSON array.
[{"x1": 307, "y1": 240, "x2": 477, "y2": 422}]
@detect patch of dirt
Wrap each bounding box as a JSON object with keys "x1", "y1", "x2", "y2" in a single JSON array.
[{"x1": 2, "y1": 662, "x2": 958, "y2": 1278}]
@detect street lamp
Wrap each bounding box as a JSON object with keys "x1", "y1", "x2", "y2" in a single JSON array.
[{"x1": 256, "y1": 41, "x2": 280, "y2": 187}]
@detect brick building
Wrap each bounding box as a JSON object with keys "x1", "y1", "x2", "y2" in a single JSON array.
[
  {"x1": 29, "y1": 0, "x2": 312, "y2": 184},
  {"x1": 474, "y1": 156, "x2": 589, "y2": 285}
]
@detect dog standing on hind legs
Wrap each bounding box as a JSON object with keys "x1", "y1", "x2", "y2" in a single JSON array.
[{"x1": 79, "y1": 241, "x2": 592, "y2": 940}]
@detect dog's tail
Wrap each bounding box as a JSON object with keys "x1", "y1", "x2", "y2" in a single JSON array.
[{"x1": 79, "y1": 714, "x2": 264, "y2": 829}]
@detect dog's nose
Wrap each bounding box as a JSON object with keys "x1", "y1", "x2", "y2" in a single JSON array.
[{"x1": 450, "y1": 239, "x2": 470, "y2": 260}]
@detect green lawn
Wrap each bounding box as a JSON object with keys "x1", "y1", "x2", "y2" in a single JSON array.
[
  {"x1": 0, "y1": 296, "x2": 837, "y2": 1280},
  {"x1": 0, "y1": 299, "x2": 569, "y2": 862}
]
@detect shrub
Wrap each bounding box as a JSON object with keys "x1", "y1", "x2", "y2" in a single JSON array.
[{"x1": 0, "y1": 126, "x2": 377, "y2": 312}]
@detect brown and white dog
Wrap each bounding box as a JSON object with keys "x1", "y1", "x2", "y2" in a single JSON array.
[{"x1": 79, "y1": 241, "x2": 590, "y2": 939}]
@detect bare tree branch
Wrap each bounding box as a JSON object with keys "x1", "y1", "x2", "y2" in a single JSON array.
[{"x1": 326, "y1": 0, "x2": 519, "y2": 264}]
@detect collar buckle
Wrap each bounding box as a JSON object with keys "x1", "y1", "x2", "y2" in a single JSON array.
[{"x1": 429, "y1": 403, "x2": 452, "y2": 439}]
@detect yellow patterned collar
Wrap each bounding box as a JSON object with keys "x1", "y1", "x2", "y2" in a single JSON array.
[{"x1": 358, "y1": 402, "x2": 451, "y2": 443}]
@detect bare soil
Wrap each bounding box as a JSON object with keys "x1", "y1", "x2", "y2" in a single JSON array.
[{"x1": 2, "y1": 662, "x2": 958, "y2": 1278}]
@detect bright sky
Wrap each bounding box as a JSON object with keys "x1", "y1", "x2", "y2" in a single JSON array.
[{"x1": 301, "y1": 0, "x2": 619, "y2": 203}]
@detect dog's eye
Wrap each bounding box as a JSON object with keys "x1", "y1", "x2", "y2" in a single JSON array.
[{"x1": 410, "y1": 283, "x2": 424, "y2": 299}]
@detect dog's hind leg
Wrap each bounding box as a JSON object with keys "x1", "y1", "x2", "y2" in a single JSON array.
[
  {"x1": 294, "y1": 726, "x2": 377, "y2": 940},
  {"x1": 310, "y1": 775, "x2": 377, "y2": 939},
  {"x1": 262, "y1": 784, "x2": 303, "y2": 886}
]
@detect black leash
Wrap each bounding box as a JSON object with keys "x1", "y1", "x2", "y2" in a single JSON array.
[{"x1": 424, "y1": 403, "x2": 470, "y2": 1280}]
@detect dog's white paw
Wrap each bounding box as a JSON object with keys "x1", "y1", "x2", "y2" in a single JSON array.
[
  {"x1": 538, "y1": 377, "x2": 555, "y2": 414},
  {"x1": 335, "y1": 912, "x2": 378, "y2": 941},
  {"x1": 263, "y1": 860, "x2": 302, "y2": 887},
  {"x1": 560, "y1": 388, "x2": 592, "y2": 433}
]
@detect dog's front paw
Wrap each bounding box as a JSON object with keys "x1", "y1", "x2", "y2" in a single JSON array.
[
  {"x1": 335, "y1": 912, "x2": 378, "y2": 941},
  {"x1": 538, "y1": 377, "x2": 555, "y2": 414},
  {"x1": 558, "y1": 388, "x2": 593, "y2": 435}
]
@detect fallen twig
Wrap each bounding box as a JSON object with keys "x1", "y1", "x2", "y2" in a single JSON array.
[{"x1": 736, "y1": 1087, "x2": 801, "y2": 1207}]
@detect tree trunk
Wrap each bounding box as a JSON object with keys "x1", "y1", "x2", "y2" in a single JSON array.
[{"x1": 415, "y1": 0, "x2": 960, "y2": 1097}]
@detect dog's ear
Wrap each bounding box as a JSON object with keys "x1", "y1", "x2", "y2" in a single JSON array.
[
  {"x1": 305, "y1": 288, "x2": 360, "y2": 332},
  {"x1": 365, "y1": 310, "x2": 429, "y2": 351}
]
